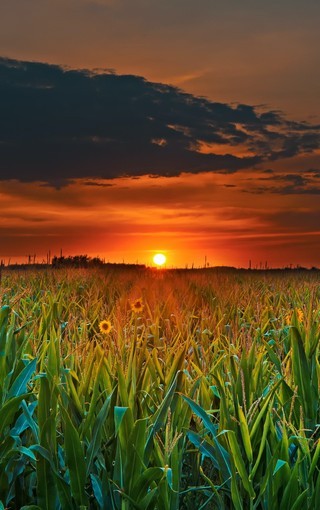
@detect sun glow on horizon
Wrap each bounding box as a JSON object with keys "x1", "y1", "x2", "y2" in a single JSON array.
[{"x1": 153, "y1": 253, "x2": 166, "y2": 266}]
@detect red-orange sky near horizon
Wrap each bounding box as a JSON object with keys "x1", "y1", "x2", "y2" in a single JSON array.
[{"x1": 1, "y1": 165, "x2": 320, "y2": 269}]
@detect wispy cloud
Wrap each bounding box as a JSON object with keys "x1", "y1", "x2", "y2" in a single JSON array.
[{"x1": 243, "y1": 168, "x2": 320, "y2": 194}]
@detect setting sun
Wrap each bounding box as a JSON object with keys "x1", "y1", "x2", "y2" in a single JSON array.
[{"x1": 153, "y1": 253, "x2": 166, "y2": 266}]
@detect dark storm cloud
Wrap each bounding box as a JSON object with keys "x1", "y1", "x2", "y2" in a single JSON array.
[{"x1": 1, "y1": 57, "x2": 319, "y2": 185}]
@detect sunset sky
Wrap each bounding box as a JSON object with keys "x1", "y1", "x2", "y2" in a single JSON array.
[{"x1": 1, "y1": 0, "x2": 320, "y2": 267}]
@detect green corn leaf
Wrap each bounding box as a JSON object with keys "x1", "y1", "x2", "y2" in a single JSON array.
[
  {"x1": 31, "y1": 444, "x2": 58, "y2": 473},
  {"x1": 131, "y1": 467, "x2": 164, "y2": 502},
  {"x1": 36, "y1": 378, "x2": 58, "y2": 510},
  {"x1": 138, "y1": 488, "x2": 158, "y2": 510},
  {"x1": 250, "y1": 407, "x2": 271, "y2": 480},
  {"x1": 227, "y1": 430, "x2": 255, "y2": 499},
  {"x1": 264, "y1": 341, "x2": 282, "y2": 374},
  {"x1": 85, "y1": 390, "x2": 113, "y2": 477},
  {"x1": 250, "y1": 379, "x2": 281, "y2": 442},
  {"x1": 162, "y1": 466, "x2": 173, "y2": 490},
  {"x1": 238, "y1": 404, "x2": 253, "y2": 463},
  {"x1": 145, "y1": 372, "x2": 179, "y2": 459},
  {"x1": 291, "y1": 326, "x2": 315, "y2": 426},
  {"x1": 7, "y1": 357, "x2": 37, "y2": 399},
  {"x1": 36, "y1": 454, "x2": 57, "y2": 509},
  {"x1": 20, "y1": 506, "x2": 42, "y2": 510},
  {"x1": 0, "y1": 305, "x2": 11, "y2": 387},
  {"x1": 290, "y1": 489, "x2": 308, "y2": 510},
  {"x1": 165, "y1": 346, "x2": 186, "y2": 385},
  {"x1": 0, "y1": 305, "x2": 10, "y2": 355},
  {"x1": 90, "y1": 474, "x2": 104, "y2": 509},
  {"x1": 0, "y1": 394, "x2": 28, "y2": 438},
  {"x1": 273, "y1": 459, "x2": 287, "y2": 475},
  {"x1": 31, "y1": 445, "x2": 75, "y2": 510},
  {"x1": 80, "y1": 353, "x2": 105, "y2": 439},
  {"x1": 280, "y1": 461, "x2": 300, "y2": 509},
  {"x1": 181, "y1": 394, "x2": 231, "y2": 483},
  {"x1": 127, "y1": 418, "x2": 148, "y2": 496},
  {"x1": 0, "y1": 436, "x2": 16, "y2": 462},
  {"x1": 308, "y1": 436, "x2": 320, "y2": 481},
  {"x1": 36, "y1": 375, "x2": 58, "y2": 509},
  {"x1": 117, "y1": 364, "x2": 129, "y2": 407},
  {"x1": 15, "y1": 446, "x2": 37, "y2": 462},
  {"x1": 272, "y1": 458, "x2": 291, "y2": 499},
  {"x1": 114, "y1": 406, "x2": 128, "y2": 435},
  {"x1": 252, "y1": 442, "x2": 281, "y2": 508},
  {"x1": 199, "y1": 466, "x2": 225, "y2": 510},
  {"x1": 187, "y1": 430, "x2": 220, "y2": 471},
  {"x1": 20, "y1": 399, "x2": 39, "y2": 442},
  {"x1": 310, "y1": 472, "x2": 320, "y2": 509},
  {"x1": 61, "y1": 406, "x2": 88, "y2": 507},
  {"x1": 230, "y1": 459, "x2": 243, "y2": 510},
  {"x1": 116, "y1": 491, "x2": 140, "y2": 509}
]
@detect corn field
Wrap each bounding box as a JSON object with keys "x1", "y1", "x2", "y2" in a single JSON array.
[{"x1": 0, "y1": 267, "x2": 320, "y2": 509}]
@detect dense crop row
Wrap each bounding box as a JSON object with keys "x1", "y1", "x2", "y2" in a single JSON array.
[{"x1": 0, "y1": 267, "x2": 320, "y2": 509}]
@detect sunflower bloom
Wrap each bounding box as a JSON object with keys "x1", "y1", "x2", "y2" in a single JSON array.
[
  {"x1": 131, "y1": 298, "x2": 144, "y2": 313},
  {"x1": 285, "y1": 312, "x2": 292, "y2": 325},
  {"x1": 296, "y1": 308, "x2": 304, "y2": 323},
  {"x1": 99, "y1": 320, "x2": 112, "y2": 334}
]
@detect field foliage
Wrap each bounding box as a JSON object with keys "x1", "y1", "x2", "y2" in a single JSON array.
[{"x1": 0, "y1": 267, "x2": 320, "y2": 509}]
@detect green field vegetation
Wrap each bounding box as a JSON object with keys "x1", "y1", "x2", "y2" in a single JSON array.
[{"x1": 0, "y1": 267, "x2": 320, "y2": 509}]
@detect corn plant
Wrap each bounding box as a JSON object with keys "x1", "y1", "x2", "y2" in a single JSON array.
[{"x1": 0, "y1": 267, "x2": 319, "y2": 508}]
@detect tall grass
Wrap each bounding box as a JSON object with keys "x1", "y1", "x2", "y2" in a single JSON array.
[{"x1": 0, "y1": 267, "x2": 320, "y2": 508}]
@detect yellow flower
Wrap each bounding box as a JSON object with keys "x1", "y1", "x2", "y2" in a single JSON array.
[
  {"x1": 285, "y1": 311, "x2": 292, "y2": 325},
  {"x1": 131, "y1": 298, "x2": 144, "y2": 313},
  {"x1": 296, "y1": 308, "x2": 304, "y2": 323},
  {"x1": 285, "y1": 308, "x2": 304, "y2": 325},
  {"x1": 99, "y1": 320, "x2": 112, "y2": 334}
]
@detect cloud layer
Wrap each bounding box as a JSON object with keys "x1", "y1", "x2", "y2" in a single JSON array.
[
  {"x1": 1, "y1": 173, "x2": 319, "y2": 267},
  {"x1": 1, "y1": 57, "x2": 319, "y2": 185}
]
